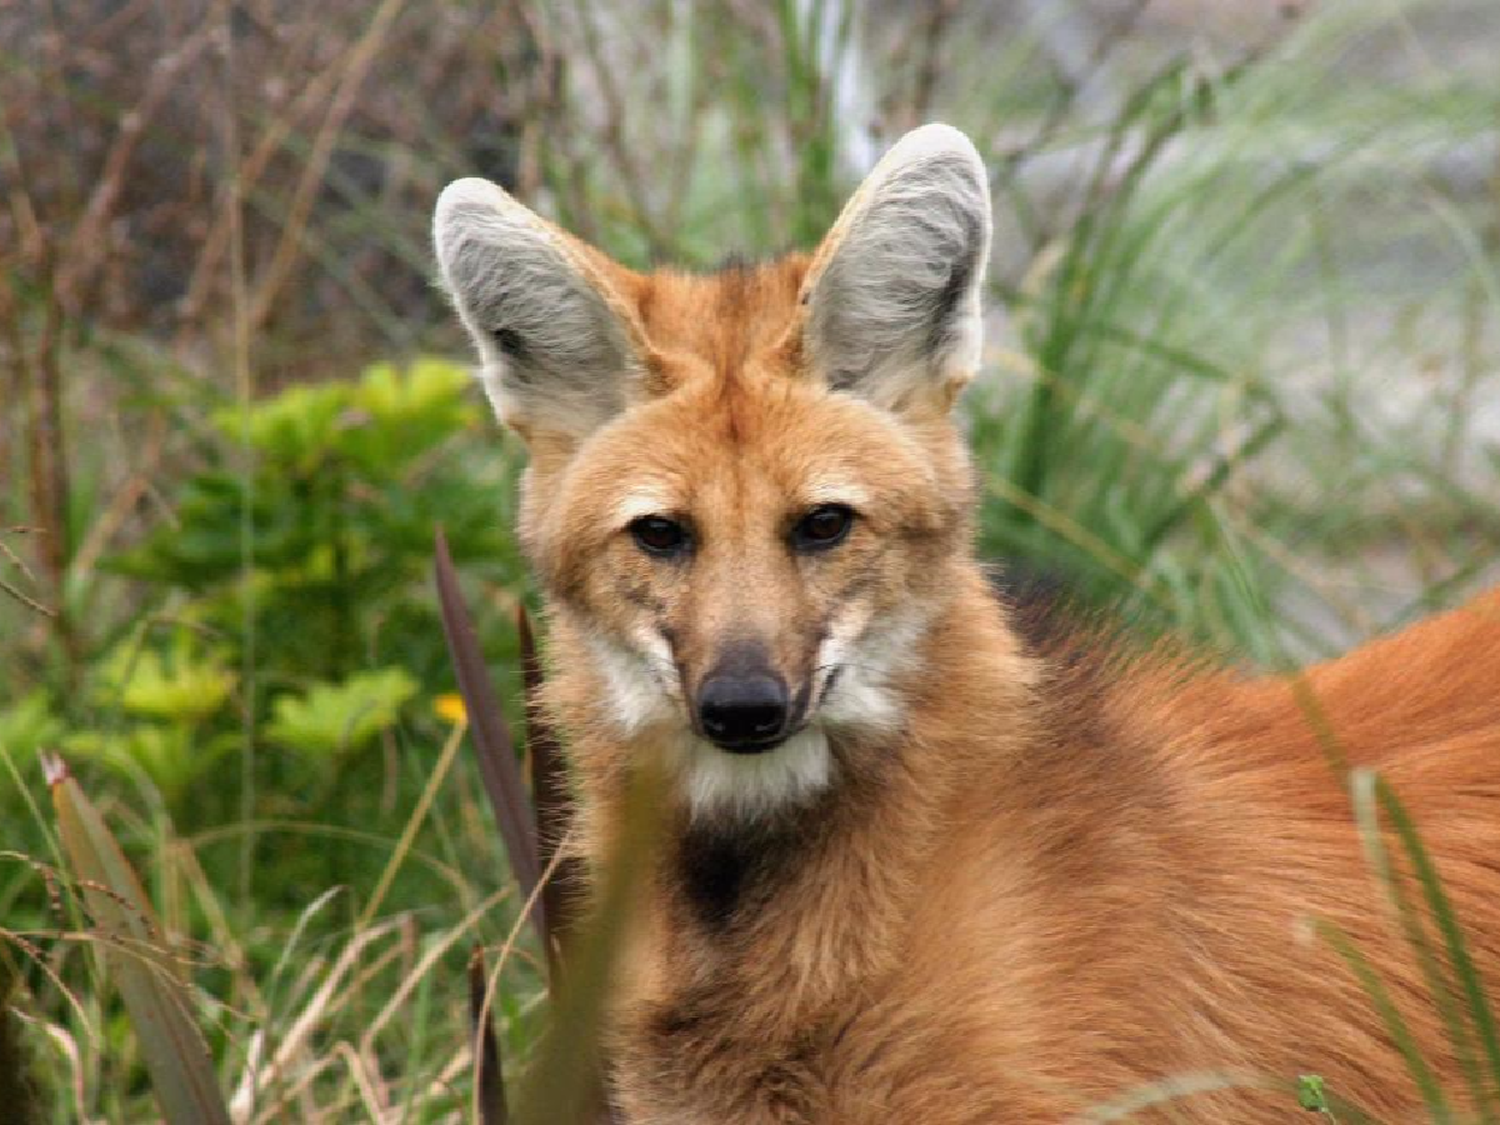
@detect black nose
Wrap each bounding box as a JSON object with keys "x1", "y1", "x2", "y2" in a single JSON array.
[{"x1": 697, "y1": 673, "x2": 790, "y2": 752}]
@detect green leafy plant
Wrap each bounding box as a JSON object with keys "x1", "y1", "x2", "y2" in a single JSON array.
[
  {"x1": 92, "y1": 358, "x2": 523, "y2": 800},
  {"x1": 0, "y1": 359, "x2": 529, "y2": 931},
  {"x1": 267, "y1": 667, "x2": 418, "y2": 755},
  {"x1": 97, "y1": 630, "x2": 238, "y2": 724}
]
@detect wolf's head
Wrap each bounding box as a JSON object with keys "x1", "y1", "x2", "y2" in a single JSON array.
[{"x1": 434, "y1": 125, "x2": 991, "y2": 821}]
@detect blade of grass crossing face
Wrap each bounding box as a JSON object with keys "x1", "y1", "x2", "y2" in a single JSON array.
[
  {"x1": 1349, "y1": 769, "x2": 1492, "y2": 1119},
  {"x1": 1376, "y1": 775, "x2": 1500, "y2": 1104},
  {"x1": 517, "y1": 604, "x2": 616, "y2": 1122},
  {"x1": 433, "y1": 528, "x2": 546, "y2": 944},
  {"x1": 43, "y1": 753, "x2": 231, "y2": 1125},
  {"x1": 518, "y1": 604, "x2": 576, "y2": 983},
  {"x1": 513, "y1": 760, "x2": 667, "y2": 1125}
]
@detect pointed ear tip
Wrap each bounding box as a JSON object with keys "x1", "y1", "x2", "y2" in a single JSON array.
[
  {"x1": 887, "y1": 123, "x2": 984, "y2": 170},
  {"x1": 433, "y1": 177, "x2": 514, "y2": 229}
]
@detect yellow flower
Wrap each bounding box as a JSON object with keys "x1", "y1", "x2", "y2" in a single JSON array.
[{"x1": 434, "y1": 693, "x2": 468, "y2": 725}]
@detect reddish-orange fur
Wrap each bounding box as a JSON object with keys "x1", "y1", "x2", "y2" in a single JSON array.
[
  {"x1": 435, "y1": 138, "x2": 1500, "y2": 1122},
  {"x1": 542, "y1": 259, "x2": 1500, "y2": 1123}
]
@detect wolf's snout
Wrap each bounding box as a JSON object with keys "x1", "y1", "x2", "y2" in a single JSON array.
[{"x1": 697, "y1": 672, "x2": 790, "y2": 753}]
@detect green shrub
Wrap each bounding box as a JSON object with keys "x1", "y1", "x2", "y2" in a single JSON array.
[{"x1": 7, "y1": 359, "x2": 526, "y2": 910}]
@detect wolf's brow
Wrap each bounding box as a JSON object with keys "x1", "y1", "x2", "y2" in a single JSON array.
[
  {"x1": 613, "y1": 490, "x2": 679, "y2": 527},
  {"x1": 802, "y1": 479, "x2": 870, "y2": 508}
]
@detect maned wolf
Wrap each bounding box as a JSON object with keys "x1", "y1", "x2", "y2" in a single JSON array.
[{"x1": 434, "y1": 125, "x2": 1500, "y2": 1122}]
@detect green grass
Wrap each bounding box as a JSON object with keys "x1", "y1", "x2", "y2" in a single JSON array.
[{"x1": 2, "y1": 0, "x2": 1499, "y2": 1120}]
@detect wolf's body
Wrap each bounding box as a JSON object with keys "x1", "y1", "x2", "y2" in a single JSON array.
[{"x1": 435, "y1": 126, "x2": 1500, "y2": 1122}]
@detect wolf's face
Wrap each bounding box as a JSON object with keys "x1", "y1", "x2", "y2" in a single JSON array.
[
  {"x1": 434, "y1": 125, "x2": 991, "y2": 819},
  {"x1": 529, "y1": 367, "x2": 973, "y2": 818}
]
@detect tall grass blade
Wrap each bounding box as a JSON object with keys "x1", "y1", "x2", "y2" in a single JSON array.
[
  {"x1": 468, "y1": 943, "x2": 508, "y2": 1125},
  {"x1": 518, "y1": 604, "x2": 616, "y2": 1122},
  {"x1": 518, "y1": 604, "x2": 576, "y2": 982},
  {"x1": 433, "y1": 528, "x2": 546, "y2": 944},
  {"x1": 1376, "y1": 774, "x2": 1500, "y2": 1103},
  {"x1": 1137, "y1": 411, "x2": 1285, "y2": 555},
  {"x1": 1349, "y1": 768, "x2": 1493, "y2": 1119},
  {"x1": 512, "y1": 758, "x2": 665, "y2": 1125},
  {"x1": 42, "y1": 753, "x2": 231, "y2": 1125},
  {"x1": 519, "y1": 609, "x2": 612, "y2": 1122},
  {"x1": 439, "y1": 540, "x2": 617, "y2": 1120},
  {"x1": 1315, "y1": 917, "x2": 1451, "y2": 1122}
]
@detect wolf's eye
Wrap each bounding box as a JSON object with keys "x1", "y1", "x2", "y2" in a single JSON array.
[
  {"x1": 630, "y1": 516, "x2": 690, "y2": 557},
  {"x1": 792, "y1": 504, "x2": 855, "y2": 552}
]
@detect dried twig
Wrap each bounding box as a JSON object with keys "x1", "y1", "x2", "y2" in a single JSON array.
[
  {"x1": 176, "y1": 59, "x2": 348, "y2": 333},
  {"x1": 55, "y1": 31, "x2": 215, "y2": 317},
  {"x1": 245, "y1": 0, "x2": 408, "y2": 334},
  {"x1": 69, "y1": 409, "x2": 167, "y2": 581},
  {"x1": 0, "y1": 575, "x2": 55, "y2": 619}
]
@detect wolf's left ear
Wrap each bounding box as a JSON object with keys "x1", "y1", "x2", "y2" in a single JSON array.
[{"x1": 800, "y1": 124, "x2": 991, "y2": 413}]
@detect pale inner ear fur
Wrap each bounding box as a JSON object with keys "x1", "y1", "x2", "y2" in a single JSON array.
[
  {"x1": 802, "y1": 123, "x2": 992, "y2": 413},
  {"x1": 433, "y1": 177, "x2": 645, "y2": 440}
]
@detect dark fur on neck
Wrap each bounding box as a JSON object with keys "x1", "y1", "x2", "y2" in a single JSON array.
[{"x1": 670, "y1": 743, "x2": 880, "y2": 934}]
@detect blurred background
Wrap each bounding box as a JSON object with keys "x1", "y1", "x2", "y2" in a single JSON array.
[{"x1": 2, "y1": 1, "x2": 1498, "y2": 1120}]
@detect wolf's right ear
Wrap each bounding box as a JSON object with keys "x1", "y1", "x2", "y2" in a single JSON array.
[{"x1": 433, "y1": 178, "x2": 647, "y2": 443}]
